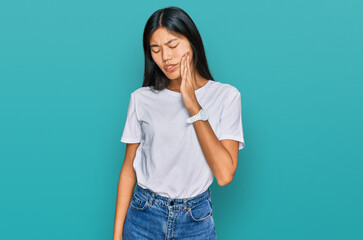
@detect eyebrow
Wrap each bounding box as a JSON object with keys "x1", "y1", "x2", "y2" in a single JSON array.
[{"x1": 150, "y1": 38, "x2": 179, "y2": 48}]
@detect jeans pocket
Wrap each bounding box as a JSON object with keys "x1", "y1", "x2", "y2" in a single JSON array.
[
  {"x1": 188, "y1": 198, "x2": 213, "y2": 222},
  {"x1": 130, "y1": 192, "x2": 149, "y2": 211}
]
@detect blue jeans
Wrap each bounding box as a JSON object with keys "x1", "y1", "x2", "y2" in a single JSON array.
[{"x1": 123, "y1": 184, "x2": 217, "y2": 239}]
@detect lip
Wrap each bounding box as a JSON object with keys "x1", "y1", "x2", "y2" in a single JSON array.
[{"x1": 164, "y1": 63, "x2": 178, "y2": 72}]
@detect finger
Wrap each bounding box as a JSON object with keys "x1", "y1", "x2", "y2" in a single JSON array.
[
  {"x1": 183, "y1": 54, "x2": 187, "y2": 78},
  {"x1": 184, "y1": 54, "x2": 188, "y2": 79},
  {"x1": 186, "y1": 54, "x2": 191, "y2": 83},
  {"x1": 187, "y1": 54, "x2": 190, "y2": 73},
  {"x1": 188, "y1": 55, "x2": 195, "y2": 88},
  {"x1": 188, "y1": 54, "x2": 193, "y2": 79},
  {"x1": 180, "y1": 54, "x2": 185, "y2": 78}
]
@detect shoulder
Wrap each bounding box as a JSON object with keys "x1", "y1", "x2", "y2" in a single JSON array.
[
  {"x1": 208, "y1": 80, "x2": 241, "y2": 96},
  {"x1": 130, "y1": 86, "x2": 157, "y2": 99}
]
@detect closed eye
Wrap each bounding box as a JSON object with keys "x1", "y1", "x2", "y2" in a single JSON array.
[{"x1": 152, "y1": 44, "x2": 178, "y2": 54}]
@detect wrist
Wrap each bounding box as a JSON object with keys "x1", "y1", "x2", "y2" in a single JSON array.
[{"x1": 188, "y1": 104, "x2": 202, "y2": 116}]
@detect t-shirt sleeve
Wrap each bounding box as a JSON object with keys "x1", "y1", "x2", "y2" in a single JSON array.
[
  {"x1": 216, "y1": 87, "x2": 245, "y2": 150},
  {"x1": 120, "y1": 92, "x2": 142, "y2": 143}
]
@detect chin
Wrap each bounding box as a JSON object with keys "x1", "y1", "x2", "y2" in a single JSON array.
[{"x1": 165, "y1": 73, "x2": 180, "y2": 80}]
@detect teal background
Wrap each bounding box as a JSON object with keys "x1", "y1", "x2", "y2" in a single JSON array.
[{"x1": 0, "y1": 0, "x2": 362, "y2": 239}]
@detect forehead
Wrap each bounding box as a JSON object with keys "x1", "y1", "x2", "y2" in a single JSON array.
[{"x1": 150, "y1": 28, "x2": 186, "y2": 44}]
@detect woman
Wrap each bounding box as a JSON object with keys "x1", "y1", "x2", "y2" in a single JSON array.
[{"x1": 113, "y1": 6, "x2": 245, "y2": 240}]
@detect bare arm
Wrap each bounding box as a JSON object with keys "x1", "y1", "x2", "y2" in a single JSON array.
[
  {"x1": 113, "y1": 142, "x2": 140, "y2": 240},
  {"x1": 188, "y1": 104, "x2": 239, "y2": 186}
]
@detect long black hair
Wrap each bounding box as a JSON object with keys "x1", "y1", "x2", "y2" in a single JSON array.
[{"x1": 142, "y1": 6, "x2": 214, "y2": 91}]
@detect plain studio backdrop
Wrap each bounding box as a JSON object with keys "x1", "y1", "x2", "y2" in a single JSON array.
[{"x1": 0, "y1": 0, "x2": 362, "y2": 239}]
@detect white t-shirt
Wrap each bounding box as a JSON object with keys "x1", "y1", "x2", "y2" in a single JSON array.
[{"x1": 120, "y1": 80, "x2": 245, "y2": 199}]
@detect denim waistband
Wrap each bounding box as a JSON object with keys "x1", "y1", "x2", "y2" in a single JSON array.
[{"x1": 135, "y1": 184, "x2": 211, "y2": 209}]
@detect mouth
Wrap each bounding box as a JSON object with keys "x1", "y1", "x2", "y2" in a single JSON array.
[{"x1": 164, "y1": 63, "x2": 178, "y2": 72}]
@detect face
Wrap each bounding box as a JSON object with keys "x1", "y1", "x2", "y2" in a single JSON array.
[{"x1": 149, "y1": 27, "x2": 194, "y2": 80}]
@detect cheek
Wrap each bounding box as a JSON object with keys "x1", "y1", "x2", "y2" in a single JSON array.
[
  {"x1": 151, "y1": 55, "x2": 163, "y2": 69},
  {"x1": 178, "y1": 47, "x2": 190, "y2": 56},
  {"x1": 177, "y1": 47, "x2": 193, "y2": 61}
]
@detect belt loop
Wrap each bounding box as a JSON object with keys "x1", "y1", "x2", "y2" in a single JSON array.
[
  {"x1": 183, "y1": 198, "x2": 189, "y2": 212},
  {"x1": 148, "y1": 192, "x2": 155, "y2": 205}
]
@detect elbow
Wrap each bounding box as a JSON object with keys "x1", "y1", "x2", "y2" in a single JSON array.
[
  {"x1": 217, "y1": 174, "x2": 234, "y2": 187},
  {"x1": 216, "y1": 158, "x2": 237, "y2": 186}
]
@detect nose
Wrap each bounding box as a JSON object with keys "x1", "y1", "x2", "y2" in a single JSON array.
[{"x1": 161, "y1": 48, "x2": 172, "y2": 63}]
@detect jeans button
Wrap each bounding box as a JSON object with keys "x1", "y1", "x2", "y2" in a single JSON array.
[{"x1": 170, "y1": 201, "x2": 174, "y2": 205}]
